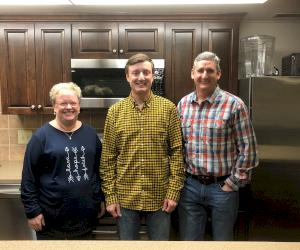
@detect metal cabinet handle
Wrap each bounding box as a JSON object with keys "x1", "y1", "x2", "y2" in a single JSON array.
[
  {"x1": 37, "y1": 104, "x2": 42, "y2": 110},
  {"x1": 119, "y1": 49, "x2": 124, "y2": 54},
  {"x1": 112, "y1": 49, "x2": 117, "y2": 53},
  {"x1": 30, "y1": 105, "x2": 36, "y2": 110}
]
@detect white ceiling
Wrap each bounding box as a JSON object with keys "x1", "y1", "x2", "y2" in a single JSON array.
[{"x1": 0, "y1": 0, "x2": 299, "y2": 20}]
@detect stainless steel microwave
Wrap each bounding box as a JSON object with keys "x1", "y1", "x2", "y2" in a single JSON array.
[{"x1": 71, "y1": 59, "x2": 165, "y2": 108}]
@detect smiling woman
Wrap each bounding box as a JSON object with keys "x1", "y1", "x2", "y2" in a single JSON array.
[{"x1": 20, "y1": 82, "x2": 105, "y2": 240}]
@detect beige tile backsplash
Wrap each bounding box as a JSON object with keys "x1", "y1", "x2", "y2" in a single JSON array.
[{"x1": 0, "y1": 111, "x2": 107, "y2": 163}]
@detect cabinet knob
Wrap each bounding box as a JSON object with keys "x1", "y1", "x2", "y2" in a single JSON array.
[
  {"x1": 37, "y1": 105, "x2": 42, "y2": 110},
  {"x1": 30, "y1": 105, "x2": 36, "y2": 110},
  {"x1": 112, "y1": 49, "x2": 117, "y2": 53},
  {"x1": 119, "y1": 49, "x2": 124, "y2": 54}
]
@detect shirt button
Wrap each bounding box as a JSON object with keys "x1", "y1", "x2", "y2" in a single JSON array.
[{"x1": 141, "y1": 159, "x2": 144, "y2": 162}]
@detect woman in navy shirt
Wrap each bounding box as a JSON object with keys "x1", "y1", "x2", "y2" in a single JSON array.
[{"x1": 21, "y1": 82, "x2": 104, "y2": 240}]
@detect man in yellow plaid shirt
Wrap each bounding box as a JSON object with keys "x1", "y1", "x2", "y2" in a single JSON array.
[{"x1": 100, "y1": 53, "x2": 185, "y2": 240}]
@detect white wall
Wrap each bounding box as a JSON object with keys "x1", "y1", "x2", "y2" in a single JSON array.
[{"x1": 239, "y1": 20, "x2": 300, "y2": 75}]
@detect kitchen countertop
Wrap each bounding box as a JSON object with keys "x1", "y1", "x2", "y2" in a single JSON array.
[{"x1": 0, "y1": 241, "x2": 299, "y2": 250}]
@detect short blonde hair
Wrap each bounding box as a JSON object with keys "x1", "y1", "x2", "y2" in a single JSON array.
[{"x1": 49, "y1": 82, "x2": 82, "y2": 105}]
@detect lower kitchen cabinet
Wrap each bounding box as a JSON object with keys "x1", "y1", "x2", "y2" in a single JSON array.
[
  {"x1": 0, "y1": 183, "x2": 36, "y2": 240},
  {"x1": 93, "y1": 214, "x2": 148, "y2": 240},
  {"x1": 0, "y1": 22, "x2": 71, "y2": 114}
]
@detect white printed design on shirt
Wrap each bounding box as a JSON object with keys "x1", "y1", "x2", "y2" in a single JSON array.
[
  {"x1": 65, "y1": 146, "x2": 89, "y2": 183},
  {"x1": 65, "y1": 147, "x2": 75, "y2": 183},
  {"x1": 81, "y1": 146, "x2": 89, "y2": 180}
]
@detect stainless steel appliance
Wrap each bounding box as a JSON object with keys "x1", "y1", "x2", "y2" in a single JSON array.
[
  {"x1": 0, "y1": 183, "x2": 36, "y2": 240},
  {"x1": 238, "y1": 76, "x2": 300, "y2": 241},
  {"x1": 282, "y1": 53, "x2": 300, "y2": 76},
  {"x1": 71, "y1": 59, "x2": 165, "y2": 108}
]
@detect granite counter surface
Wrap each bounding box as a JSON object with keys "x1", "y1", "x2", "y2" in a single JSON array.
[{"x1": 0, "y1": 241, "x2": 299, "y2": 250}]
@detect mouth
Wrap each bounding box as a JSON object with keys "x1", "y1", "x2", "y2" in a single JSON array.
[{"x1": 63, "y1": 110, "x2": 76, "y2": 116}]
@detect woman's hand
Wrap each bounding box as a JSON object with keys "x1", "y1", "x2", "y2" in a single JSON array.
[
  {"x1": 28, "y1": 214, "x2": 45, "y2": 231},
  {"x1": 98, "y1": 201, "x2": 106, "y2": 219}
]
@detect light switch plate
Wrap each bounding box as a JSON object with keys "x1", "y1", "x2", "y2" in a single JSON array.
[{"x1": 18, "y1": 129, "x2": 32, "y2": 144}]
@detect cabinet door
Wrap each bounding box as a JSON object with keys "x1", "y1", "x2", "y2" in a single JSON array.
[
  {"x1": 118, "y1": 22, "x2": 164, "y2": 59},
  {"x1": 35, "y1": 23, "x2": 72, "y2": 114},
  {"x1": 72, "y1": 22, "x2": 119, "y2": 58},
  {"x1": 202, "y1": 22, "x2": 239, "y2": 95},
  {"x1": 0, "y1": 23, "x2": 36, "y2": 114},
  {"x1": 165, "y1": 23, "x2": 202, "y2": 104}
]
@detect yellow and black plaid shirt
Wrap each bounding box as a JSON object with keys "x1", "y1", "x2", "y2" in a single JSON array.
[{"x1": 100, "y1": 92, "x2": 185, "y2": 211}]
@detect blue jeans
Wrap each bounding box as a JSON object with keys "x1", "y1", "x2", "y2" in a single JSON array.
[
  {"x1": 118, "y1": 207, "x2": 171, "y2": 240},
  {"x1": 178, "y1": 176, "x2": 239, "y2": 241}
]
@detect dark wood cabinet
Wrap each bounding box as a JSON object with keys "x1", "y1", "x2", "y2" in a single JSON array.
[
  {"x1": 165, "y1": 21, "x2": 239, "y2": 104},
  {"x1": 165, "y1": 23, "x2": 202, "y2": 105},
  {"x1": 72, "y1": 22, "x2": 164, "y2": 59},
  {"x1": 202, "y1": 22, "x2": 239, "y2": 95},
  {"x1": 0, "y1": 23, "x2": 71, "y2": 114},
  {"x1": 0, "y1": 23, "x2": 36, "y2": 114},
  {"x1": 0, "y1": 15, "x2": 241, "y2": 114},
  {"x1": 72, "y1": 22, "x2": 118, "y2": 59},
  {"x1": 35, "y1": 23, "x2": 72, "y2": 113}
]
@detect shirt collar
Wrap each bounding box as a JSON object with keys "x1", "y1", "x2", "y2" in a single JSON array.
[
  {"x1": 190, "y1": 86, "x2": 220, "y2": 104},
  {"x1": 129, "y1": 91, "x2": 153, "y2": 109}
]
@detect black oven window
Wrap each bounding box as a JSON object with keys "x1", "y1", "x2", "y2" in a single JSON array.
[
  {"x1": 72, "y1": 68, "x2": 165, "y2": 98},
  {"x1": 72, "y1": 68, "x2": 130, "y2": 98}
]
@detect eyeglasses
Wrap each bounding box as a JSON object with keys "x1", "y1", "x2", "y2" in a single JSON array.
[{"x1": 56, "y1": 102, "x2": 79, "y2": 108}]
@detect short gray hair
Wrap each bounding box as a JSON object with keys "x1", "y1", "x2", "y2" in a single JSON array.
[
  {"x1": 193, "y1": 51, "x2": 221, "y2": 72},
  {"x1": 49, "y1": 82, "x2": 82, "y2": 105}
]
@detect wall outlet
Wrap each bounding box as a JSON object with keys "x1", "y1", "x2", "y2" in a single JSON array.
[{"x1": 18, "y1": 129, "x2": 32, "y2": 144}]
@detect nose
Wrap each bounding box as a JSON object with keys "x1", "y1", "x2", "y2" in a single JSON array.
[
  {"x1": 138, "y1": 72, "x2": 145, "y2": 80},
  {"x1": 202, "y1": 70, "x2": 209, "y2": 77},
  {"x1": 66, "y1": 103, "x2": 73, "y2": 108}
]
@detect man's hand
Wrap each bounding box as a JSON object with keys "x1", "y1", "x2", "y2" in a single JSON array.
[
  {"x1": 222, "y1": 182, "x2": 234, "y2": 192},
  {"x1": 106, "y1": 203, "x2": 122, "y2": 218},
  {"x1": 28, "y1": 214, "x2": 45, "y2": 231},
  {"x1": 162, "y1": 199, "x2": 177, "y2": 213}
]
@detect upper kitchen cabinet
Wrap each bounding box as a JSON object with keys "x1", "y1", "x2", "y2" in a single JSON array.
[
  {"x1": 165, "y1": 23, "x2": 202, "y2": 105},
  {"x1": 0, "y1": 23, "x2": 36, "y2": 114},
  {"x1": 202, "y1": 22, "x2": 239, "y2": 95},
  {"x1": 72, "y1": 22, "x2": 164, "y2": 59},
  {"x1": 165, "y1": 20, "x2": 240, "y2": 104},
  {"x1": 0, "y1": 23, "x2": 71, "y2": 114}
]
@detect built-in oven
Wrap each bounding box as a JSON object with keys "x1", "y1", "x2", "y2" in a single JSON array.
[{"x1": 71, "y1": 59, "x2": 165, "y2": 108}]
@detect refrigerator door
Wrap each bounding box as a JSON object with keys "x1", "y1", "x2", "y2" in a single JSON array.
[
  {"x1": 250, "y1": 76, "x2": 300, "y2": 162},
  {"x1": 238, "y1": 77, "x2": 300, "y2": 241}
]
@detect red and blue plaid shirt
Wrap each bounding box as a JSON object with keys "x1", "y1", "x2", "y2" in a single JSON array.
[{"x1": 177, "y1": 87, "x2": 259, "y2": 190}]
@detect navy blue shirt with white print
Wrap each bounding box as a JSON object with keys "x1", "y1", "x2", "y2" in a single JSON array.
[{"x1": 21, "y1": 123, "x2": 102, "y2": 237}]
